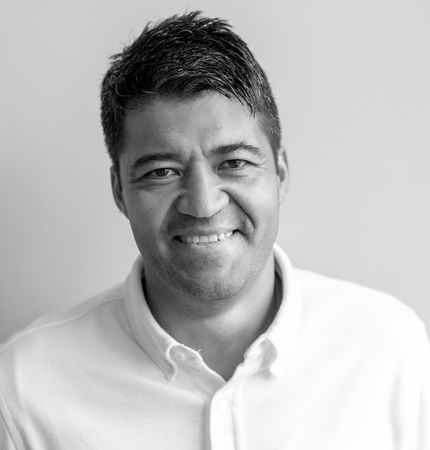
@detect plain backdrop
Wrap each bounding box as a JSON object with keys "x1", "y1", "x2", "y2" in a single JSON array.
[{"x1": 1, "y1": 0, "x2": 429, "y2": 343}]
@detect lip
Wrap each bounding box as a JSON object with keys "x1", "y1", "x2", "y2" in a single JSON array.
[{"x1": 175, "y1": 228, "x2": 236, "y2": 236}]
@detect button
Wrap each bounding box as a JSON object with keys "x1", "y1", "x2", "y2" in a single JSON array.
[
  {"x1": 173, "y1": 351, "x2": 186, "y2": 362},
  {"x1": 217, "y1": 399, "x2": 228, "y2": 413},
  {"x1": 165, "y1": 362, "x2": 174, "y2": 373},
  {"x1": 188, "y1": 356, "x2": 201, "y2": 368}
]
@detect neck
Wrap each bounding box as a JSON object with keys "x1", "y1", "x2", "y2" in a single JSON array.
[{"x1": 144, "y1": 253, "x2": 278, "y2": 380}]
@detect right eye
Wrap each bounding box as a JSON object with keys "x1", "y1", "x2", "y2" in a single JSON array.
[{"x1": 146, "y1": 168, "x2": 178, "y2": 178}]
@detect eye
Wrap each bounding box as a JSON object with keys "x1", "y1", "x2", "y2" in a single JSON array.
[
  {"x1": 219, "y1": 159, "x2": 248, "y2": 170},
  {"x1": 146, "y1": 168, "x2": 178, "y2": 178}
]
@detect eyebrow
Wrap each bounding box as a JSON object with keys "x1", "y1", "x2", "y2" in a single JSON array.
[
  {"x1": 130, "y1": 152, "x2": 178, "y2": 174},
  {"x1": 213, "y1": 142, "x2": 265, "y2": 159},
  {"x1": 129, "y1": 141, "x2": 265, "y2": 175}
]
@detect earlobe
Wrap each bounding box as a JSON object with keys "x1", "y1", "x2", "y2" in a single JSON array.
[
  {"x1": 110, "y1": 166, "x2": 129, "y2": 218},
  {"x1": 277, "y1": 146, "x2": 289, "y2": 204}
]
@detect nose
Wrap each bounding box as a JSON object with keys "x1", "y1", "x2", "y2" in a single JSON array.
[{"x1": 175, "y1": 167, "x2": 229, "y2": 218}]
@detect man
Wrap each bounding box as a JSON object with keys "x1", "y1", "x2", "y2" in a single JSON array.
[{"x1": 0, "y1": 11, "x2": 429, "y2": 450}]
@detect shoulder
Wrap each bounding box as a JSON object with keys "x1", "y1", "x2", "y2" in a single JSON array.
[
  {"x1": 0, "y1": 283, "x2": 125, "y2": 365},
  {"x1": 295, "y1": 268, "x2": 419, "y2": 320},
  {"x1": 294, "y1": 268, "x2": 429, "y2": 356}
]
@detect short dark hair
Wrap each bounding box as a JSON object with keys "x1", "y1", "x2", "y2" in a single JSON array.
[{"x1": 100, "y1": 11, "x2": 281, "y2": 170}]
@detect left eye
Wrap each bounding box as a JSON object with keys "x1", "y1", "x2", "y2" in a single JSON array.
[{"x1": 220, "y1": 160, "x2": 247, "y2": 169}]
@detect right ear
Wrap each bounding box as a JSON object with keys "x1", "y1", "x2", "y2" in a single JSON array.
[{"x1": 110, "y1": 165, "x2": 129, "y2": 218}]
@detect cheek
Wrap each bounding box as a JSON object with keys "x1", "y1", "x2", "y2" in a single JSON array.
[
  {"x1": 126, "y1": 190, "x2": 174, "y2": 236},
  {"x1": 231, "y1": 179, "x2": 280, "y2": 228},
  {"x1": 236, "y1": 175, "x2": 279, "y2": 208}
]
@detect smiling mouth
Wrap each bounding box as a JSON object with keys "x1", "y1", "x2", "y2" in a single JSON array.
[{"x1": 177, "y1": 231, "x2": 234, "y2": 245}]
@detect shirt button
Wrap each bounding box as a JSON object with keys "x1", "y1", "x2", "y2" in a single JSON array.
[
  {"x1": 165, "y1": 362, "x2": 174, "y2": 373},
  {"x1": 217, "y1": 399, "x2": 228, "y2": 413},
  {"x1": 188, "y1": 356, "x2": 201, "y2": 368},
  {"x1": 173, "y1": 351, "x2": 186, "y2": 362}
]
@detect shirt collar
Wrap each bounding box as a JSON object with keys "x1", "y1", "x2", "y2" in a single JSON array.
[
  {"x1": 123, "y1": 243, "x2": 302, "y2": 380},
  {"x1": 123, "y1": 258, "x2": 179, "y2": 379},
  {"x1": 263, "y1": 243, "x2": 302, "y2": 377}
]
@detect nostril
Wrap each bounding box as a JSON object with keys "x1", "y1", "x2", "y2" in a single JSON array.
[{"x1": 175, "y1": 189, "x2": 229, "y2": 218}]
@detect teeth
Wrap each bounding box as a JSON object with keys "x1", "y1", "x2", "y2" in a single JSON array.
[{"x1": 179, "y1": 231, "x2": 234, "y2": 245}]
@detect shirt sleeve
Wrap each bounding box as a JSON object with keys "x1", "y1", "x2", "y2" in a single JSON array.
[{"x1": 417, "y1": 333, "x2": 430, "y2": 450}]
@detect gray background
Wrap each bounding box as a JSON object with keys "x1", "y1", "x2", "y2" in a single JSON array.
[{"x1": 1, "y1": 0, "x2": 429, "y2": 342}]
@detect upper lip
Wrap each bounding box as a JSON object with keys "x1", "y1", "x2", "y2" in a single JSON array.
[{"x1": 174, "y1": 229, "x2": 236, "y2": 237}]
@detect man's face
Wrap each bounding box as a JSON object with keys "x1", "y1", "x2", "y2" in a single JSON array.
[{"x1": 112, "y1": 93, "x2": 288, "y2": 302}]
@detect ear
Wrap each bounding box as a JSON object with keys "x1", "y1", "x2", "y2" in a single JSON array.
[
  {"x1": 110, "y1": 166, "x2": 129, "y2": 218},
  {"x1": 277, "y1": 146, "x2": 289, "y2": 204}
]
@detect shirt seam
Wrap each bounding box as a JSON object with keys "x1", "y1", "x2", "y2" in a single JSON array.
[
  {"x1": 299, "y1": 287, "x2": 414, "y2": 307},
  {"x1": 300, "y1": 286, "x2": 392, "y2": 297},
  {"x1": 0, "y1": 386, "x2": 22, "y2": 450},
  {"x1": 233, "y1": 378, "x2": 245, "y2": 450},
  {"x1": 300, "y1": 287, "x2": 423, "y2": 321},
  {"x1": 0, "y1": 296, "x2": 124, "y2": 355}
]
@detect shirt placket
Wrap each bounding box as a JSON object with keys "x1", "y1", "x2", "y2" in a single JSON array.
[{"x1": 208, "y1": 349, "x2": 266, "y2": 450}]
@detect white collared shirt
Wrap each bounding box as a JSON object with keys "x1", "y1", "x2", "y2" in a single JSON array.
[{"x1": 1, "y1": 244, "x2": 429, "y2": 449}]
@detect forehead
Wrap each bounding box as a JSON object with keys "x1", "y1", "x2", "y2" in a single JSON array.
[{"x1": 122, "y1": 93, "x2": 271, "y2": 155}]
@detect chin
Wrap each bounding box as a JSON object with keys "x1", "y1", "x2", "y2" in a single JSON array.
[{"x1": 171, "y1": 274, "x2": 246, "y2": 303}]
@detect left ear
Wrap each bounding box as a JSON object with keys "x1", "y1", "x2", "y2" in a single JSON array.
[
  {"x1": 110, "y1": 165, "x2": 129, "y2": 218},
  {"x1": 276, "y1": 146, "x2": 289, "y2": 204}
]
